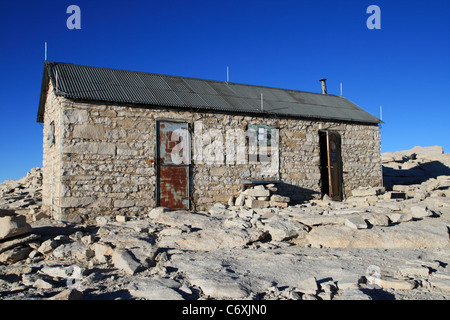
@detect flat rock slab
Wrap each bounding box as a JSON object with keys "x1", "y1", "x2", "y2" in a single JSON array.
[
  {"x1": 306, "y1": 219, "x2": 450, "y2": 249},
  {"x1": 0, "y1": 233, "x2": 40, "y2": 254},
  {"x1": 168, "y1": 247, "x2": 447, "y2": 300},
  {"x1": 0, "y1": 245, "x2": 32, "y2": 264},
  {"x1": 263, "y1": 215, "x2": 308, "y2": 241},
  {"x1": 0, "y1": 215, "x2": 32, "y2": 240},
  {"x1": 190, "y1": 277, "x2": 251, "y2": 299},
  {"x1": 345, "y1": 216, "x2": 368, "y2": 230},
  {"x1": 351, "y1": 187, "x2": 385, "y2": 197},
  {"x1": 430, "y1": 278, "x2": 450, "y2": 292},
  {"x1": 168, "y1": 248, "x2": 355, "y2": 299},
  {"x1": 410, "y1": 206, "x2": 433, "y2": 218},
  {"x1": 112, "y1": 249, "x2": 141, "y2": 275},
  {"x1": 153, "y1": 210, "x2": 220, "y2": 230},
  {"x1": 159, "y1": 228, "x2": 266, "y2": 251},
  {"x1": 291, "y1": 212, "x2": 390, "y2": 228},
  {"x1": 128, "y1": 278, "x2": 184, "y2": 300}
]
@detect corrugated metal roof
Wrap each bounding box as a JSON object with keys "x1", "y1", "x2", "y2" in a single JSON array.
[{"x1": 37, "y1": 61, "x2": 381, "y2": 124}]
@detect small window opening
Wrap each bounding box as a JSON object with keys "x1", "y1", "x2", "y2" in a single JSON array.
[
  {"x1": 248, "y1": 124, "x2": 275, "y2": 163},
  {"x1": 48, "y1": 121, "x2": 55, "y2": 148}
]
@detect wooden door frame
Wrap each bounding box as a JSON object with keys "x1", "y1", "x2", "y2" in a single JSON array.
[
  {"x1": 319, "y1": 130, "x2": 343, "y2": 201},
  {"x1": 155, "y1": 120, "x2": 191, "y2": 209}
]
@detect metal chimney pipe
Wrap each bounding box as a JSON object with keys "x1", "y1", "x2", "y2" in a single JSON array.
[{"x1": 319, "y1": 78, "x2": 327, "y2": 94}]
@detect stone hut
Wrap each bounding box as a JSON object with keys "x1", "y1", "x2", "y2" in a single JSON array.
[{"x1": 37, "y1": 61, "x2": 382, "y2": 221}]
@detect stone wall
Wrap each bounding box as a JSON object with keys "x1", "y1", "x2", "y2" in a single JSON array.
[
  {"x1": 41, "y1": 86, "x2": 381, "y2": 220},
  {"x1": 41, "y1": 82, "x2": 65, "y2": 219}
]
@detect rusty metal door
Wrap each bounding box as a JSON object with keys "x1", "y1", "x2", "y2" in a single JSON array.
[
  {"x1": 326, "y1": 131, "x2": 343, "y2": 201},
  {"x1": 156, "y1": 121, "x2": 190, "y2": 209}
]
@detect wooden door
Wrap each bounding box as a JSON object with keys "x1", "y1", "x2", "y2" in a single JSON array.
[
  {"x1": 326, "y1": 131, "x2": 342, "y2": 201},
  {"x1": 156, "y1": 121, "x2": 190, "y2": 209}
]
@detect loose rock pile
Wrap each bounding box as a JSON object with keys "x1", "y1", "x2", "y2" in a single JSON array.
[
  {"x1": 0, "y1": 168, "x2": 43, "y2": 221},
  {"x1": 232, "y1": 184, "x2": 290, "y2": 209},
  {"x1": 382, "y1": 146, "x2": 450, "y2": 187}
]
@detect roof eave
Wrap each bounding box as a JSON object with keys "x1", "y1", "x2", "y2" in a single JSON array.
[
  {"x1": 62, "y1": 95, "x2": 381, "y2": 126},
  {"x1": 36, "y1": 62, "x2": 51, "y2": 123}
]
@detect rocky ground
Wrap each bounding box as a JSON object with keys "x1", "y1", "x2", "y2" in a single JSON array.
[{"x1": 0, "y1": 147, "x2": 449, "y2": 300}]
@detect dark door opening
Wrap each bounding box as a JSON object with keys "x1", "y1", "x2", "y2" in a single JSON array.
[{"x1": 319, "y1": 130, "x2": 343, "y2": 201}]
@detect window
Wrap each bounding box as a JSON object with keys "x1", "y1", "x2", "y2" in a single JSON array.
[
  {"x1": 247, "y1": 124, "x2": 275, "y2": 163},
  {"x1": 48, "y1": 121, "x2": 55, "y2": 148}
]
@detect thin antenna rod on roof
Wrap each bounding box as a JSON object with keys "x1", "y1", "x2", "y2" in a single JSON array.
[
  {"x1": 380, "y1": 105, "x2": 382, "y2": 121},
  {"x1": 45, "y1": 42, "x2": 47, "y2": 61},
  {"x1": 227, "y1": 66, "x2": 229, "y2": 83},
  {"x1": 261, "y1": 93, "x2": 264, "y2": 112},
  {"x1": 340, "y1": 82, "x2": 343, "y2": 97}
]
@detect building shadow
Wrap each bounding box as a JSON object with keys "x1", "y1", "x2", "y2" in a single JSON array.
[
  {"x1": 277, "y1": 182, "x2": 320, "y2": 204},
  {"x1": 360, "y1": 288, "x2": 396, "y2": 300},
  {"x1": 383, "y1": 160, "x2": 450, "y2": 188}
]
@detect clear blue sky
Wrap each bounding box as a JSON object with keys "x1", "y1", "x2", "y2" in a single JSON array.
[{"x1": 0, "y1": 0, "x2": 449, "y2": 182}]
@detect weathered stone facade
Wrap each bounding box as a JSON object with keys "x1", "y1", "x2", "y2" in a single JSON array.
[{"x1": 41, "y1": 81, "x2": 381, "y2": 221}]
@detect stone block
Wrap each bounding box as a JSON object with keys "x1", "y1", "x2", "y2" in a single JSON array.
[
  {"x1": 131, "y1": 176, "x2": 149, "y2": 185},
  {"x1": 366, "y1": 276, "x2": 416, "y2": 290},
  {"x1": 148, "y1": 207, "x2": 169, "y2": 219},
  {"x1": 64, "y1": 141, "x2": 99, "y2": 154},
  {"x1": 235, "y1": 195, "x2": 245, "y2": 206},
  {"x1": 116, "y1": 215, "x2": 128, "y2": 222},
  {"x1": 93, "y1": 198, "x2": 113, "y2": 208},
  {"x1": 0, "y1": 215, "x2": 32, "y2": 240},
  {"x1": 410, "y1": 206, "x2": 432, "y2": 218},
  {"x1": 114, "y1": 200, "x2": 135, "y2": 208},
  {"x1": 111, "y1": 249, "x2": 141, "y2": 275},
  {"x1": 198, "y1": 197, "x2": 214, "y2": 205},
  {"x1": 245, "y1": 199, "x2": 269, "y2": 209},
  {"x1": 392, "y1": 185, "x2": 413, "y2": 192},
  {"x1": 117, "y1": 147, "x2": 138, "y2": 156},
  {"x1": 33, "y1": 278, "x2": 55, "y2": 289},
  {"x1": 297, "y1": 277, "x2": 318, "y2": 295},
  {"x1": 73, "y1": 124, "x2": 105, "y2": 140},
  {"x1": 128, "y1": 278, "x2": 184, "y2": 300},
  {"x1": 0, "y1": 246, "x2": 32, "y2": 264},
  {"x1": 50, "y1": 289, "x2": 83, "y2": 300},
  {"x1": 37, "y1": 239, "x2": 58, "y2": 254},
  {"x1": 270, "y1": 195, "x2": 290, "y2": 202},
  {"x1": 263, "y1": 215, "x2": 308, "y2": 241},
  {"x1": 269, "y1": 201, "x2": 288, "y2": 208},
  {"x1": 60, "y1": 197, "x2": 96, "y2": 208},
  {"x1": 398, "y1": 265, "x2": 430, "y2": 278},
  {"x1": 63, "y1": 109, "x2": 88, "y2": 124},
  {"x1": 94, "y1": 243, "x2": 114, "y2": 262},
  {"x1": 351, "y1": 187, "x2": 385, "y2": 197},
  {"x1": 215, "y1": 194, "x2": 232, "y2": 202},
  {"x1": 430, "y1": 278, "x2": 450, "y2": 292},
  {"x1": 344, "y1": 216, "x2": 367, "y2": 229},
  {"x1": 98, "y1": 142, "x2": 116, "y2": 155},
  {"x1": 210, "y1": 167, "x2": 226, "y2": 176},
  {"x1": 243, "y1": 189, "x2": 270, "y2": 197}
]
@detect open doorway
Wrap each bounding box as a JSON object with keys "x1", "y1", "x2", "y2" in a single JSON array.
[{"x1": 319, "y1": 130, "x2": 343, "y2": 201}]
